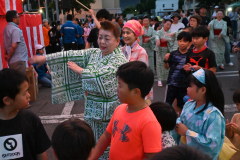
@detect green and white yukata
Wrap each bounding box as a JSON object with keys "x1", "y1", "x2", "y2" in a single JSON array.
[
  {"x1": 155, "y1": 28, "x2": 174, "y2": 81},
  {"x1": 139, "y1": 26, "x2": 156, "y2": 71},
  {"x1": 172, "y1": 30, "x2": 182, "y2": 51},
  {"x1": 209, "y1": 19, "x2": 229, "y2": 66},
  {"x1": 46, "y1": 47, "x2": 127, "y2": 159}
]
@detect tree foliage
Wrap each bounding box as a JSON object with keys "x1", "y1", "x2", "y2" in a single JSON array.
[{"x1": 122, "y1": 6, "x2": 138, "y2": 17}]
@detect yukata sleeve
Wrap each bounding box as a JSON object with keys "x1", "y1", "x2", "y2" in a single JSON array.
[
  {"x1": 139, "y1": 35, "x2": 143, "y2": 46},
  {"x1": 81, "y1": 50, "x2": 128, "y2": 98},
  {"x1": 155, "y1": 30, "x2": 161, "y2": 40},
  {"x1": 221, "y1": 21, "x2": 227, "y2": 36},
  {"x1": 45, "y1": 48, "x2": 98, "y2": 104},
  {"x1": 209, "y1": 20, "x2": 215, "y2": 40},
  {"x1": 185, "y1": 111, "x2": 226, "y2": 155},
  {"x1": 138, "y1": 48, "x2": 149, "y2": 66}
]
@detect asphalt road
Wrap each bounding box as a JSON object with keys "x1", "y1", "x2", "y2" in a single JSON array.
[{"x1": 28, "y1": 53, "x2": 240, "y2": 160}]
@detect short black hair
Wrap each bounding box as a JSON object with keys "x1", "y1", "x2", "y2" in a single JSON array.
[
  {"x1": 154, "y1": 17, "x2": 159, "y2": 22},
  {"x1": 233, "y1": 89, "x2": 240, "y2": 103},
  {"x1": 151, "y1": 145, "x2": 212, "y2": 160},
  {"x1": 116, "y1": 17, "x2": 121, "y2": 23},
  {"x1": 177, "y1": 31, "x2": 192, "y2": 42},
  {"x1": 131, "y1": 17, "x2": 137, "y2": 20},
  {"x1": 183, "y1": 26, "x2": 194, "y2": 33},
  {"x1": 154, "y1": 22, "x2": 161, "y2": 30},
  {"x1": 67, "y1": 14, "x2": 73, "y2": 21},
  {"x1": 199, "y1": 4, "x2": 207, "y2": 10},
  {"x1": 150, "y1": 102, "x2": 177, "y2": 132},
  {"x1": 164, "y1": 19, "x2": 173, "y2": 24},
  {"x1": 6, "y1": 10, "x2": 18, "y2": 22},
  {"x1": 143, "y1": 16, "x2": 150, "y2": 20},
  {"x1": 138, "y1": 17, "x2": 143, "y2": 20},
  {"x1": 192, "y1": 25, "x2": 209, "y2": 39},
  {"x1": 96, "y1": 9, "x2": 110, "y2": 20},
  {"x1": 175, "y1": 9, "x2": 182, "y2": 14},
  {"x1": 52, "y1": 118, "x2": 95, "y2": 160},
  {"x1": 0, "y1": 68, "x2": 29, "y2": 108},
  {"x1": 116, "y1": 61, "x2": 154, "y2": 99}
]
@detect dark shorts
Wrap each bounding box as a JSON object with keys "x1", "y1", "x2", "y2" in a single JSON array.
[
  {"x1": 64, "y1": 43, "x2": 78, "y2": 51},
  {"x1": 165, "y1": 85, "x2": 187, "y2": 109}
]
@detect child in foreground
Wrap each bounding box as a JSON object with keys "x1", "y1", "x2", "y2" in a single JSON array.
[
  {"x1": 225, "y1": 89, "x2": 240, "y2": 160},
  {"x1": 89, "y1": 61, "x2": 162, "y2": 160},
  {"x1": 164, "y1": 32, "x2": 192, "y2": 115},
  {"x1": 0, "y1": 69, "x2": 51, "y2": 160},
  {"x1": 52, "y1": 118, "x2": 95, "y2": 160},
  {"x1": 150, "y1": 102, "x2": 177, "y2": 149},
  {"x1": 175, "y1": 69, "x2": 225, "y2": 160},
  {"x1": 183, "y1": 26, "x2": 217, "y2": 74}
]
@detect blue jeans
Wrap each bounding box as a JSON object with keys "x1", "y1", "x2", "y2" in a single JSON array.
[
  {"x1": 231, "y1": 20, "x2": 237, "y2": 39},
  {"x1": 225, "y1": 42, "x2": 232, "y2": 64},
  {"x1": 38, "y1": 74, "x2": 52, "y2": 88}
]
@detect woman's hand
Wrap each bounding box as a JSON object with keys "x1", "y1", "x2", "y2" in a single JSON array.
[
  {"x1": 175, "y1": 123, "x2": 188, "y2": 136},
  {"x1": 166, "y1": 32, "x2": 175, "y2": 37},
  {"x1": 161, "y1": 38, "x2": 168, "y2": 42},
  {"x1": 29, "y1": 56, "x2": 47, "y2": 68},
  {"x1": 156, "y1": 39, "x2": 160, "y2": 47},
  {"x1": 229, "y1": 123, "x2": 240, "y2": 135},
  {"x1": 67, "y1": 61, "x2": 83, "y2": 75},
  {"x1": 145, "y1": 38, "x2": 150, "y2": 43},
  {"x1": 218, "y1": 34, "x2": 222, "y2": 39}
]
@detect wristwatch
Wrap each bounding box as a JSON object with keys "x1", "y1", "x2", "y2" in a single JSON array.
[{"x1": 163, "y1": 59, "x2": 168, "y2": 63}]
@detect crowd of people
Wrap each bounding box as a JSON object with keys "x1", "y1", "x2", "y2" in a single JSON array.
[{"x1": 1, "y1": 4, "x2": 240, "y2": 160}]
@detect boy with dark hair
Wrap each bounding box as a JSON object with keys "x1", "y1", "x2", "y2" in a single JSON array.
[
  {"x1": 86, "y1": 9, "x2": 110, "y2": 49},
  {"x1": 52, "y1": 118, "x2": 95, "y2": 160},
  {"x1": 150, "y1": 102, "x2": 177, "y2": 149},
  {"x1": 164, "y1": 31, "x2": 192, "y2": 114},
  {"x1": 89, "y1": 61, "x2": 162, "y2": 160},
  {"x1": 183, "y1": 26, "x2": 217, "y2": 74},
  {"x1": 0, "y1": 68, "x2": 51, "y2": 160}
]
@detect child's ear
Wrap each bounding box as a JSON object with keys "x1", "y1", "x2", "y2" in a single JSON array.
[
  {"x1": 204, "y1": 37, "x2": 208, "y2": 42},
  {"x1": 2, "y1": 97, "x2": 12, "y2": 106},
  {"x1": 201, "y1": 87, "x2": 207, "y2": 95},
  {"x1": 133, "y1": 88, "x2": 141, "y2": 96}
]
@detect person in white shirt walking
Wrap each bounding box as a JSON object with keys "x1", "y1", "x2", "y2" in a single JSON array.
[
  {"x1": 169, "y1": 12, "x2": 185, "y2": 32},
  {"x1": 212, "y1": 6, "x2": 219, "y2": 19}
]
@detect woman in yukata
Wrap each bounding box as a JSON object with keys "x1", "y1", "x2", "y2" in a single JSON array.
[
  {"x1": 30, "y1": 21, "x2": 127, "y2": 159},
  {"x1": 175, "y1": 69, "x2": 226, "y2": 160},
  {"x1": 139, "y1": 16, "x2": 156, "y2": 71},
  {"x1": 122, "y1": 20, "x2": 153, "y2": 102},
  {"x1": 209, "y1": 10, "x2": 229, "y2": 70},
  {"x1": 155, "y1": 19, "x2": 174, "y2": 87}
]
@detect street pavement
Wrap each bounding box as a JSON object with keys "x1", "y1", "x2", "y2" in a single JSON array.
[{"x1": 28, "y1": 53, "x2": 240, "y2": 160}]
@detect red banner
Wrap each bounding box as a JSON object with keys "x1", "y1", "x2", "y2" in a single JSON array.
[
  {"x1": 0, "y1": 0, "x2": 23, "y2": 15},
  {"x1": 0, "y1": 14, "x2": 44, "y2": 70}
]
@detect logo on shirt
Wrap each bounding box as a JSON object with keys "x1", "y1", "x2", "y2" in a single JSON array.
[
  {"x1": 112, "y1": 120, "x2": 132, "y2": 142},
  {"x1": 0, "y1": 134, "x2": 23, "y2": 159}
]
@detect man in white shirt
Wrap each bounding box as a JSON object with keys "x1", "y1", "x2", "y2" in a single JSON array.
[
  {"x1": 228, "y1": 7, "x2": 240, "y2": 39},
  {"x1": 169, "y1": 12, "x2": 185, "y2": 32},
  {"x1": 212, "y1": 6, "x2": 219, "y2": 19},
  {"x1": 164, "y1": 12, "x2": 171, "y2": 20}
]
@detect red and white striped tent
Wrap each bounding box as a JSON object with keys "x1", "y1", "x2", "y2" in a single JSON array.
[
  {"x1": 0, "y1": 0, "x2": 23, "y2": 15},
  {"x1": 0, "y1": 14, "x2": 44, "y2": 70}
]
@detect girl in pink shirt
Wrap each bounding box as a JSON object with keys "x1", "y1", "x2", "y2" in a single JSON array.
[{"x1": 83, "y1": 22, "x2": 91, "y2": 44}]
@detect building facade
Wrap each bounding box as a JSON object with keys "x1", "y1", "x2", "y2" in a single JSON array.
[{"x1": 155, "y1": 0, "x2": 179, "y2": 17}]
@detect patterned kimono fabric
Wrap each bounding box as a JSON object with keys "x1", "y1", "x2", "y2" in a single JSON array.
[
  {"x1": 46, "y1": 48, "x2": 127, "y2": 159},
  {"x1": 177, "y1": 101, "x2": 226, "y2": 160},
  {"x1": 209, "y1": 19, "x2": 229, "y2": 66},
  {"x1": 155, "y1": 28, "x2": 174, "y2": 81},
  {"x1": 139, "y1": 26, "x2": 156, "y2": 71},
  {"x1": 122, "y1": 41, "x2": 153, "y2": 100},
  {"x1": 172, "y1": 30, "x2": 182, "y2": 51}
]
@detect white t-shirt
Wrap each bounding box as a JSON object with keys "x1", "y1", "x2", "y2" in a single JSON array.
[
  {"x1": 212, "y1": 11, "x2": 217, "y2": 18},
  {"x1": 169, "y1": 22, "x2": 185, "y2": 32}
]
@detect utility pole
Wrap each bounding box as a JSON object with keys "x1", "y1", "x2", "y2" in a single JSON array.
[
  {"x1": 45, "y1": 0, "x2": 49, "y2": 20},
  {"x1": 55, "y1": 0, "x2": 60, "y2": 21},
  {"x1": 193, "y1": 0, "x2": 195, "y2": 10},
  {"x1": 38, "y1": 0, "x2": 40, "y2": 9}
]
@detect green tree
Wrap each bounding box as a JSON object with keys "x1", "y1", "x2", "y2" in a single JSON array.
[{"x1": 122, "y1": 6, "x2": 138, "y2": 17}]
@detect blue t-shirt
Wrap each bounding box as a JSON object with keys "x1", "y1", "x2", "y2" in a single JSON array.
[
  {"x1": 76, "y1": 24, "x2": 83, "y2": 45},
  {"x1": 60, "y1": 21, "x2": 78, "y2": 44},
  {"x1": 167, "y1": 49, "x2": 189, "y2": 87},
  {"x1": 32, "y1": 54, "x2": 47, "y2": 80}
]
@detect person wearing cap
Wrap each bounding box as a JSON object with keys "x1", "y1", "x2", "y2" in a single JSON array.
[
  {"x1": 32, "y1": 44, "x2": 52, "y2": 87},
  {"x1": 3, "y1": 10, "x2": 29, "y2": 75},
  {"x1": 122, "y1": 20, "x2": 153, "y2": 101},
  {"x1": 228, "y1": 7, "x2": 240, "y2": 39},
  {"x1": 169, "y1": 12, "x2": 185, "y2": 32},
  {"x1": 175, "y1": 9, "x2": 188, "y2": 27},
  {"x1": 199, "y1": 5, "x2": 210, "y2": 26},
  {"x1": 212, "y1": 6, "x2": 219, "y2": 19},
  {"x1": 43, "y1": 19, "x2": 51, "y2": 54},
  {"x1": 164, "y1": 12, "x2": 171, "y2": 20}
]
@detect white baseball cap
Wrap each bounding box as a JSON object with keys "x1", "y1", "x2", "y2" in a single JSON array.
[
  {"x1": 215, "y1": 6, "x2": 219, "y2": 9},
  {"x1": 35, "y1": 44, "x2": 44, "y2": 51}
]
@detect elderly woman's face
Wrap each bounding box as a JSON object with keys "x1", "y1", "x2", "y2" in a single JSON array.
[
  {"x1": 217, "y1": 11, "x2": 223, "y2": 19},
  {"x1": 44, "y1": 21, "x2": 48, "y2": 26},
  {"x1": 98, "y1": 29, "x2": 120, "y2": 55}
]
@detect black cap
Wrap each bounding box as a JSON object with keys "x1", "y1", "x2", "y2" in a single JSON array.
[
  {"x1": 199, "y1": 5, "x2": 207, "y2": 9},
  {"x1": 171, "y1": 12, "x2": 181, "y2": 20}
]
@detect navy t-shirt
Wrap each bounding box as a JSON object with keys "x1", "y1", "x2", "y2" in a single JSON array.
[
  {"x1": 60, "y1": 21, "x2": 78, "y2": 44},
  {"x1": 167, "y1": 49, "x2": 189, "y2": 87},
  {"x1": 32, "y1": 54, "x2": 47, "y2": 80},
  {"x1": 76, "y1": 24, "x2": 83, "y2": 45}
]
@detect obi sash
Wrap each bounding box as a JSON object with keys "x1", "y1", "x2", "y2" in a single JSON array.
[
  {"x1": 142, "y1": 36, "x2": 150, "y2": 43},
  {"x1": 214, "y1": 29, "x2": 222, "y2": 35},
  {"x1": 160, "y1": 39, "x2": 168, "y2": 47}
]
